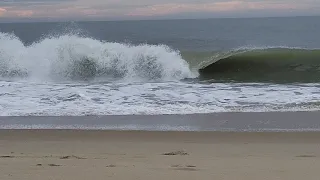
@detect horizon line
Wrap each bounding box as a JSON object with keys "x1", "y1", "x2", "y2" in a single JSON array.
[{"x1": 0, "y1": 14, "x2": 319, "y2": 24}]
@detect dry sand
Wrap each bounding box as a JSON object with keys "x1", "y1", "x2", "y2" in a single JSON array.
[{"x1": 1, "y1": 130, "x2": 320, "y2": 180}]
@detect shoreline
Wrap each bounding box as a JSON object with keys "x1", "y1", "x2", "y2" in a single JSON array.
[
  {"x1": 1, "y1": 130, "x2": 320, "y2": 180},
  {"x1": 2, "y1": 129, "x2": 320, "y2": 142},
  {"x1": 1, "y1": 111, "x2": 320, "y2": 132}
]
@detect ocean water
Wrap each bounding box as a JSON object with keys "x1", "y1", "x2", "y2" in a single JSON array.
[{"x1": 1, "y1": 16, "x2": 320, "y2": 116}]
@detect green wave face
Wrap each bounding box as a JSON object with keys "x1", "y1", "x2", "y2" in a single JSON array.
[{"x1": 183, "y1": 48, "x2": 320, "y2": 83}]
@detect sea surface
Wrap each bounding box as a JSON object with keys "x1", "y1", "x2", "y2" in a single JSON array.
[{"x1": 1, "y1": 16, "x2": 320, "y2": 116}]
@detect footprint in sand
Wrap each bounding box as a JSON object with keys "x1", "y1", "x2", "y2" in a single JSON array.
[
  {"x1": 0, "y1": 155, "x2": 15, "y2": 158},
  {"x1": 36, "y1": 163, "x2": 62, "y2": 167},
  {"x1": 162, "y1": 150, "x2": 189, "y2": 156},
  {"x1": 48, "y1": 164, "x2": 62, "y2": 167},
  {"x1": 170, "y1": 164, "x2": 198, "y2": 171},
  {"x1": 60, "y1": 155, "x2": 87, "y2": 160},
  {"x1": 296, "y1": 155, "x2": 316, "y2": 158}
]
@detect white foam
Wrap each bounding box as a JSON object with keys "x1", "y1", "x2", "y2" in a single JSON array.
[
  {"x1": 2, "y1": 32, "x2": 320, "y2": 116},
  {"x1": 0, "y1": 32, "x2": 197, "y2": 82},
  {"x1": 1, "y1": 81, "x2": 320, "y2": 116}
]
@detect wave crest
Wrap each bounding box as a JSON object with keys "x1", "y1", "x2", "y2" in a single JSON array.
[
  {"x1": 0, "y1": 32, "x2": 196, "y2": 82},
  {"x1": 182, "y1": 47, "x2": 320, "y2": 82}
]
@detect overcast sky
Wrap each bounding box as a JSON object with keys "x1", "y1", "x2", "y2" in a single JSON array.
[{"x1": 0, "y1": 0, "x2": 320, "y2": 21}]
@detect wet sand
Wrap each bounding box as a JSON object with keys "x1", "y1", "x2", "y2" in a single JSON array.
[
  {"x1": 1, "y1": 130, "x2": 320, "y2": 180},
  {"x1": 1, "y1": 111, "x2": 320, "y2": 131}
]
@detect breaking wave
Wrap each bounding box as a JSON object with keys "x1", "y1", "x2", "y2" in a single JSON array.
[
  {"x1": 182, "y1": 47, "x2": 320, "y2": 83},
  {"x1": 0, "y1": 32, "x2": 196, "y2": 82},
  {"x1": 2, "y1": 30, "x2": 320, "y2": 83}
]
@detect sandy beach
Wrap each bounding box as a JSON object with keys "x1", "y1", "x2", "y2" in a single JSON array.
[{"x1": 0, "y1": 130, "x2": 320, "y2": 180}]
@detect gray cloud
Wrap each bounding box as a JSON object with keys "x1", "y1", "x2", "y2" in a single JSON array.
[
  {"x1": 0, "y1": 0, "x2": 74, "y2": 8},
  {"x1": 0, "y1": 0, "x2": 319, "y2": 21},
  {"x1": 0, "y1": 0, "x2": 72, "y2": 3}
]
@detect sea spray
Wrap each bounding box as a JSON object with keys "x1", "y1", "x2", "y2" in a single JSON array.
[{"x1": 0, "y1": 32, "x2": 197, "y2": 82}]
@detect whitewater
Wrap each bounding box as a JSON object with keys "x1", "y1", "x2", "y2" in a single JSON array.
[
  {"x1": 1, "y1": 17, "x2": 320, "y2": 116},
  {"x1": 0, "y1": 32, "x2": 196, "y2": 82}
]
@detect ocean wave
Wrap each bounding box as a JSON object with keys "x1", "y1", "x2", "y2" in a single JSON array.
[
  {"x1": 0, "y1": 32, "x2": 196, "y2": 82},
  {"x1": 182, "y1": 47, "x2": 320, "y2": 83},
  {"x1": 2, "y1": 30, "x2": 320, "y2": 83}
]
